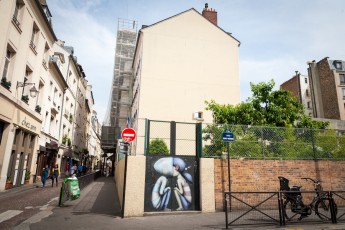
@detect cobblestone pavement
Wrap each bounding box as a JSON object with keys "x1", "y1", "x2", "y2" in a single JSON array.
[{"x1": 0, "y1": 182, "x2": 60, "y2": 230}]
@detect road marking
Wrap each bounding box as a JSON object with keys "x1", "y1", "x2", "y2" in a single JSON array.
[{"x1": 0, "y1": 210, "x2": 23, "y2": 223}]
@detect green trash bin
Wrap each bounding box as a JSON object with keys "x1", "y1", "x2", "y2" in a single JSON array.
[{"x1": 66, "y1": 176, "x2": 80, "y2": 200}]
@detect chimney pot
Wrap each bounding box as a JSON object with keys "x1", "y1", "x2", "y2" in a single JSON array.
[{"x1": 202, "y1": 4, "x2": 217, "y2": 26}]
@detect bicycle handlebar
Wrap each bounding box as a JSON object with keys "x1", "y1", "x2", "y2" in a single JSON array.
[{"x1": 301, "y1": 177, "x2": 321, "y2": 184}]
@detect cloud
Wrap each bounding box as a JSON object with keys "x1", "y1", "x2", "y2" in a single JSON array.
[{"x1": 49, "y1": 0, "x2": 115, "y2": 123}]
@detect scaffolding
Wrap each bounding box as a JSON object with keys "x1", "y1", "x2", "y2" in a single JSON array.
[{"x1": 102, "y1": 19, "x2": 138, "y2": 150}]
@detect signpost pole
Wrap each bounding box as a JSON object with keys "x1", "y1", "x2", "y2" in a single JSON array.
[{"x1": 227, "y1": 141, "x2": 231, "y2": 212}]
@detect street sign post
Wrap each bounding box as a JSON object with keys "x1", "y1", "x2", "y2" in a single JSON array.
[
  {"x1": 121, "y1": 128, "x2": 136, "y2": 143},
  {"x1": 222, "y1": 129, "x2": 234, "y2": 212}
]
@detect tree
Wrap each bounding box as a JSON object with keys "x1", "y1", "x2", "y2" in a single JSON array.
[
  {"x1": 205, "y1": 80, "x2": 329, "y2": 129},
  {"x1": 149, "y1": 139, "x2": 169, "y2": 155}
]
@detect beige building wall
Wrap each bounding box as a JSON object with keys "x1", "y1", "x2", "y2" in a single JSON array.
[{"x1": 131, "y1": 9, "x2": 240, "y2": 155}]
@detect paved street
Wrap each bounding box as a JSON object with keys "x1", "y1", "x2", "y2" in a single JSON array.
[
  {"x1": 1, "y1": 177, "x2": 345, "y2": 230},
  {"x1": 0, "y1": 181, "x2": 60, "y2": 229}
]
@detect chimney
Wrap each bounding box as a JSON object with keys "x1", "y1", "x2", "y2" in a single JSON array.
[{"x1": 202, "y1": 3, "x2": 217, "y2": 26}]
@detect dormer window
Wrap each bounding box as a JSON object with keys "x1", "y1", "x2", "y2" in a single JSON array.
[{"x1": 334, "y1": 61, "x2": 342, "y2": 70}]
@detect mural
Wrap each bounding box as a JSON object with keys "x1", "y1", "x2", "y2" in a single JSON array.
[{"x1": 145, "y1": 156, "x2": 196, "y2": 212}]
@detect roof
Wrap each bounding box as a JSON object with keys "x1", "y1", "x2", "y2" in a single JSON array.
[
  {"x1": 132, "y1": 7, "x2": 241, "y2": 68},
  {"x1": 140, "y1": 8, "x2": 240, "y2": 45}
]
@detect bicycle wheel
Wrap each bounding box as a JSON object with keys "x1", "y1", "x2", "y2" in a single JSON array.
[
  {"x1": 283, "y1": 200, "x2": 299, "y2": 221},
  {"x1": 315, "y1": 198, "x2": 337, "y2": 221}
]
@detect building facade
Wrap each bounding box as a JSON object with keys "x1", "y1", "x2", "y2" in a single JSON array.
[
  {"x1": 130, "y1": 5, "x2": 240, "y2": 154},
  {"x1": 280, "y1": 71, "x2": 313, "y2": 116},
  {"x1": 0, "y1": 0, "x2": 100, "y2": 190}
]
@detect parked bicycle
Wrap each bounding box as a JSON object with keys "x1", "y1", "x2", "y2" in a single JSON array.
[{"x1": 278, "y1": 176, "x2": 337, "y2": 221}]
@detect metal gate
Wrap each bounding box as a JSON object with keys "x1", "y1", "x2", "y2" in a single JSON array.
[{"x1": 144, "y1": 155, "x2": 199, "y2": 212}]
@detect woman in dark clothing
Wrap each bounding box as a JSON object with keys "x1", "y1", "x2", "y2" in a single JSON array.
[{"x1": 51, "y1": 164, "x2": 60, "y2": 187}]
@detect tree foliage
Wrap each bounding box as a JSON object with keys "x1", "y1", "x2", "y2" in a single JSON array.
[
  {"x1": 205, "y1": 80, "x2": 329, "y2": 129},
  {"x1": 149, "y1": 139, "x2": 169, "y2": 155}
]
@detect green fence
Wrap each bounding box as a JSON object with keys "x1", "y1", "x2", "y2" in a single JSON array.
[
  {"x1": 202, "y1": 124, "x2": 345, "y2": 160},
  {"x1": 139, "y1": 119, "x2": 345, "y2": 160}
]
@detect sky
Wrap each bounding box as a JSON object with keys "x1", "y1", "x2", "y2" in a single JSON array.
[{"x1": 47, "y1": 0, "x2": 345, "y2": 124}]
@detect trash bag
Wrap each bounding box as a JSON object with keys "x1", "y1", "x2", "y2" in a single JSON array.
[{"x1": 67, "y1": 176, "x2": 80, "y2": 200}]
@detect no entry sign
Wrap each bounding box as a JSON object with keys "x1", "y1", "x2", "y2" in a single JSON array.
[{"x1": 121, "y1": 128, "x2": 136, "y2": 143}]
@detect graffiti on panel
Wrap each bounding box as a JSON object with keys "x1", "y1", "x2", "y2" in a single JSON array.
[{"x1": 151, "y1": 157, "x2": 193, "y2": 211}]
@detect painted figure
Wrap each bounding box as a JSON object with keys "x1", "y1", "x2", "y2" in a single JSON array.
[{"x1": 151, "y1": 157, "x2": 192, "y2": 211}]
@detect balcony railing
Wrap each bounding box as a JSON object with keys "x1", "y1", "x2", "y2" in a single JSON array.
[
  {"x1": 11, "y1": 15, "x2": 22, "y2": 33},
  {"x1": 29, "y1": 40, "x2": 37, "y2": 55}
]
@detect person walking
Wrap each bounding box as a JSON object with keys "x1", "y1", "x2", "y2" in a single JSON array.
[
  {"x1": 41, "y1": 165, "x2": 49, "y2": 187},
  {"x1": 51, "y1": 164, "x2": 60, "y2": 187},
  {"x1": 77, "y1": 164, "x2": 83, "y2": 177}
]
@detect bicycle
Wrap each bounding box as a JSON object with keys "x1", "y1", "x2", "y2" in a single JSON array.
[{"x1": 278, "y1": 176, "x2": 337, "y2": 221}]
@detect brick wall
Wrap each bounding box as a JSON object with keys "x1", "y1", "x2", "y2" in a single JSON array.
[
  {"x1": 280, "y1": 75, "x2": 300, "y2": 100},
  {"x1": 317, "y1": 58, "x2": 340, "y2": 119},
  {"x1": 214, "y1": 159, "x2": 345, "y2": 210}
]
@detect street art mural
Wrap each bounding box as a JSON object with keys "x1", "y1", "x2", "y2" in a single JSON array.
[{"x1": 144, "y1": 156, "x2": 198, "y2": 212}]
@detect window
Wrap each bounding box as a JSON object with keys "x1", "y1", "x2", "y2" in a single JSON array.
[
  {"x1": 340, "y1": 74, "x2": 345, "y2": 85},
  {"x1": 0, "y1": 121, "x2": 4, "y2": 145},
  {"x1": 2, "y1": 47, "x2": 15, "y2": 81},
  {"x1": 306, "y1": 89, "x2": 309, "y2": 97},
  {"x1": 29, "y1": 22, "x2": 39, "y2": 54},
  {"x1": 335, "y1": 61, "x2": 343, "y2": 70},
  {"x1": 12, "y1": 0, "x2": 24, "y2": 32},
  {"x1": 342, "y1": 88, "x2": 345, "y2": 99},
  {"x1": 304, "y1": 78, "x2": 307, "y2": 84},
  {"x1": 307, "y1": 101, "x2": 311, "y2": 109},
  {"x1": 43, "y1": 44, "x2": 49, "y2": 68}
]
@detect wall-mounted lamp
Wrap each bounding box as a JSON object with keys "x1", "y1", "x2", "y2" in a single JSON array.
[{"x1": 16, "y1": 78, "x2": 39, "y2": 98}]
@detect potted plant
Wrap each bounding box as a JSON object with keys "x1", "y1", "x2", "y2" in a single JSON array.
[
  {"x1": 21, "y1": 95, "x2": 29, "y2": 103},
  {"x1": 1, "y1": 77, "x2": 11, "y2": 90},
  {"x1": 5, "y1": 176, "x2": 13, "y2": 189},
  {"x1": 25, "y1": 171, "x2": 31, "y2": 184},
  {"x1": 35, "y1": 105, "x2": 41, "y2": 113},
  {"x1": 62, "y1": 134, "x2": 67, "y2": 145}
]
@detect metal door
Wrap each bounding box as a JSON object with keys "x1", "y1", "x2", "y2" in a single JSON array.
[{"x1": 144, "y1": 155, "x2": 199, "y2": 212}]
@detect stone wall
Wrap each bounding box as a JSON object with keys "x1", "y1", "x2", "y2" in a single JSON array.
[{"x1": 214, "y1": 159, "x2": 345, "y2": 210}]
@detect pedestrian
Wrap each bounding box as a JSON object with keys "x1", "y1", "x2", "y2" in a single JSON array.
[
  {"x1": 51, "y1": 164, "x2": 60, "y2": 187},
  {"x1": 70, "y1": 163, "x2": 77, "y2": 176},
  {"x1": 77, "y1": 164, "x2": 83, "y2": 177},
  {"x1": 41, "y1": 164, "x2": 49, "y2": 187}
]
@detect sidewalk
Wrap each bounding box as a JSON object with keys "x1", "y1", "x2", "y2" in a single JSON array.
[{"x1": 21, "y1": 176, "x2": 345, "y2": 230}]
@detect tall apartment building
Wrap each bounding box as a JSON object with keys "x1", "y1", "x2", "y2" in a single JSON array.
[
  {"x1": 307, "y1": 58, "x2": 345, "y2": 120},
  {"x1": 102, "y1": 19, "x2": 138, "y2": 152},
  {"x1": 0, "y1": 0, "x2": 59, "y2": 190},
  {"x1": 281, "y1": 58, "x2": 345, "y2": 121},
  {"x1": 280, "y1": 71, "x2": 313, "y2": 116},
  {"x1": 0, "y1": 0, "x2": 100, "y2": 190},
  {"x1": 130, "y1": 4, "x2": 240, "y2": 154}
]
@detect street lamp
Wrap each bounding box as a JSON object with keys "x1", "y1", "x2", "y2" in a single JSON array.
[{"x1": 16, "y1": 78, "x2": 39, "y2": 98}]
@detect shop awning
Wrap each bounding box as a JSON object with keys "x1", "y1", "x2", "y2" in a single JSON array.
[{"x1": 46, "y1": 141, "x2": 58, "y2": 150}]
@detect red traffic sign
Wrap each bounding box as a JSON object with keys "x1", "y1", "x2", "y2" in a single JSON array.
[{"x1": 121, "y1": 128, "x2": 136, "y2": 143}]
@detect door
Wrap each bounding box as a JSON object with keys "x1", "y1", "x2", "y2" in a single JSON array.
[{"x1": 144, "y1": 155, "x2": 199, "y2": 212}]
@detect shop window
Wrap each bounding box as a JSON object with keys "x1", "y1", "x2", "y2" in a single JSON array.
[{"x1": 13, "y1": 129, "x2": 20, "y2": 145}]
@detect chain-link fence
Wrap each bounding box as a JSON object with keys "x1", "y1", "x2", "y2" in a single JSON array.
[
  {"x1": 134, "y1": 119, "x2": 345, "y2": 160},
  {"x1": 203, "y1": 124, "x2": 345, "y2": 160}
]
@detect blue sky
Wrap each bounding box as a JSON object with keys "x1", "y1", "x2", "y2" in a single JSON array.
[{"x1": 47, "y1": 0, "x2": 345, "y2": 123}]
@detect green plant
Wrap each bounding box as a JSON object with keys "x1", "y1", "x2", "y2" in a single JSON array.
[
  {"x1": 6, "y1": 176, "x2": 12, "y2": 183},
  {"x1": 35, "y1": 105, "x2": 41, "y2": 113},
  {"x1": 25, "y1": 171, "x2": 31, "y2": 180},
  {"x1": 62, "y1": 134, "x2": 68, "y2": 145},
  {"x1": 67, "y1": 138, "x2": 71, "y2": 146},
  {"x1": 1, "y1": 77, "x2": 11, "y2": 90},
  {"x1": 149, "y1": 139, "x2": 169, "y2": 155},
  {"x1": 69, "y1": 114, "x2": 73, "y2": 122},
  {"x1": 21, "y1": 95, "x2": 29, "y2": 103}
]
